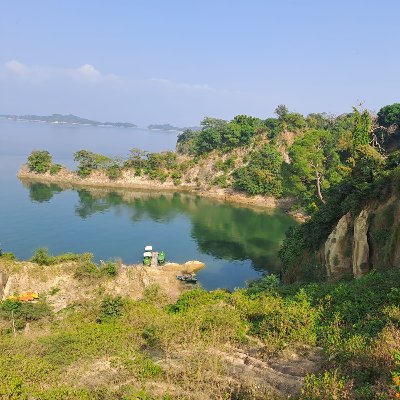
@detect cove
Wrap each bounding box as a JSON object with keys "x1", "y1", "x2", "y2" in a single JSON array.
[
  {"x1": 0, "y1": 119, "x2": 296, "y2": 290},
  {"x1": 15, "y1": 180, "x2": 296, "y2": 290}
]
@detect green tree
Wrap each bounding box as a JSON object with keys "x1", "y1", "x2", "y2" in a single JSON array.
[
  {"x1": 176, "y1": 129, "x2": 198, "y2": 154},
  {"x1": 275, "y1": 104, "x2": 289, "y2": 119},
  {"x1": 286, "y1": 130, "x2": 341, "y2": 205},
  {"x1": 27, "y1": 150, "x2": 52, "y2": 173},
  {"x1": 352, "y1": 107, "x2": 371, "y2": 152},
  {"x1": 233, "y1": 144, "x2": 283, "y2": 196},
  {"x1": 73, "y1": 150, "x2": 111, "y2": 177},
  {"x1": 377, "y1": 103, "x2": 400, "y2": 127}
]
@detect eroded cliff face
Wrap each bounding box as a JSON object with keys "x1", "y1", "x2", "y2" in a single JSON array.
[
  {"x1": 0, "y1": 272, "x2": 7, "y2": 299},
  {"x1": 324, "y1": 197, "x2": 400, "y2": 280},
  {"x1": 352, "y1": 210, "x2": 370, "y2": 278},
  {"x1": 324, "y1": 213, "x2": 352, "y2": 279}
]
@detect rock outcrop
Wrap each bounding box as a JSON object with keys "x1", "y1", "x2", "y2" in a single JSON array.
[
  {"x1": 324, "y1": 195, "x2": 400, "y2": 280},
  {"x1": 324, "y1": 213, "x2": 352, "y2": 280},
  {"x1": 0, "y1": 272, "x2": 7, "y2": 300},
  {"x1": 352, "y1": 209, "x2": 370, "y2": 278}
]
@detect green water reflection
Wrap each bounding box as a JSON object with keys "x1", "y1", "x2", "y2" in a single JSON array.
[{"x1": 23, "y1": 181, "x2": 296, "y2": 274}]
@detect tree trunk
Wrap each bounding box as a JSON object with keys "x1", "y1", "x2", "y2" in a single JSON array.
[{"x1": 315, "y1": 170, "x2": 326, "y2": 204}]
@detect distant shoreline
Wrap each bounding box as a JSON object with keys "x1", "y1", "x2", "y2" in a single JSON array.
[
  {"x1": 17, "y1": 166, "x2": 305, "y2": 220},
  {"x1": 0, "y1": 115, "x2": 138, "y2": 129},
  {"x1": 0, "y1": 115, "x2": 193, "y2": 132}
]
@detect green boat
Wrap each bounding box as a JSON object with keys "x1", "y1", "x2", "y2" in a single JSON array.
[
  {"x1": 157, "y1": 251, "x2": 165, "y2": 265},
  {"x1": 143, "y1": 251, "x2": 152, "y2": 266}
]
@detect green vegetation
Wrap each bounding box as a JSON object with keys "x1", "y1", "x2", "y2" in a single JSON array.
[
  {"x1": 0, "y1": 252, "x2": 399, "y2": 398},
  {"x1": 233, "y1": 144, "x2": 283, "y2": 196},
  {"x1": 73, "y1": 150, "x2": 114, "y2": 177},
  {"x1": 27, "y1": 150, "x2": 52, "y2": 173},
  {"x1": 279, "y1": 148, "x2": 398, "y2": 282},
  {"x1": 27, "y1": 151, "x2": 64, "y2": 175},
  {"x1": 31, "y1": 247, "x2": 84, "y2": 265},
  {"x1": 24, "y1": 103, "x2": 400, "y2": 211}
]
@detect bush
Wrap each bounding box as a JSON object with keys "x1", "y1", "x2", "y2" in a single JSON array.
[
  {"x1": 1, "y1": 298, "x2": 52, "y2": 329},
  {"x1": 98, "y1": 296, "x2": 124, "y2": 322},
  {"x1": 31, "y1": 248, "x2": 83, "y2": 266},
  {"x1": 31, "y1": 247, "x2": 52, "y2": 265},
  {"x1": 233, "y1": 144, "x2": 283, "y2": 196},
  {"x1": 27, "y1": 150, "x2": 52, "y2": 173},
  {"x1": 74, "y1": 149, "x2": 112, "y2": 177},
  {"x1": 300, "y1": 370, "x2": 353, "y2": 400},
  {"x1": 106, "y1": 164, "x2": 123, "y2": 180},
  {"x1": 49, "y1": 164, "x2": 62, "y2": 175},
  {"x1": 0, "y1": 252, "x2": 16, "y2": 261},
  {"x1": 101, "y1": 260, "x2": 118, "y2": 276}
]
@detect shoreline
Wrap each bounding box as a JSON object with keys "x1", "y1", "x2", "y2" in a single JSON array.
[{"x1": 17, "y1": 166, "x2": 307, "y2": 221}]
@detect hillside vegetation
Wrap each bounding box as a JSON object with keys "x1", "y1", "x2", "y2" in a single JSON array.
[
  {"x1": 0, "y1": 253, "x2": 400, "y2": 399},
  {"x1": 13, "y1": 103, "x2": 400, "y2": 398},
  {"x1": 23, "y1": 103, "x2": 400, "y2": 215}
]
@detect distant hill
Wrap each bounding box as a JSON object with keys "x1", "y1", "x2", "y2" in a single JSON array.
[
  {"x1": 0, "y1": 113, "x2": 137, "y2": 128},
  {"x1": 148, "y1": 123, "x2": 201, "y2": 132}
]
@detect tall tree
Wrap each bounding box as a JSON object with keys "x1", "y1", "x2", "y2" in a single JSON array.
[
  {"x1": 352, "y1": 107, "x2": 371, "y2": 152},
  {"x1": 286, "y1": 130, "x2": 340, "y2": 205}
]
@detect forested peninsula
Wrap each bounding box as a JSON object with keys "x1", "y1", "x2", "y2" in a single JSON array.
[{"x1": 19, "y1": 104, "x2": 399, "y2": 212}]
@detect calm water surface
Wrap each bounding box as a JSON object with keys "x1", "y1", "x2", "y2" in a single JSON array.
[{"x1": 0, "y1": 119, "x2": 296, "y2": 290}]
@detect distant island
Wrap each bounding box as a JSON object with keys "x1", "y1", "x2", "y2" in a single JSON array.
[
  {"x1": 0, "y1": 113, "x2": 137, "y2": 128},
  {"x1": 147, "y1": 123, "x2": 201, "y2": 132},
  {"x1": 147, "y1": 123, "x2": 182, "y2": 131}
]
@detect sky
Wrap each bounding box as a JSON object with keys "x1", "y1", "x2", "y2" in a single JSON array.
[{"x1": 0, "y1": 0, "x2": 399, "y2": 127}]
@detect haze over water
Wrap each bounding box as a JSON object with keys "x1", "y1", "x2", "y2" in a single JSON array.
[{"x1": 0, "y1": 119, "x2": 296, "y2": 290}]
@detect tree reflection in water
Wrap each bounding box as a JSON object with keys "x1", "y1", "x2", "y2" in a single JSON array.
[{"x1": 22, "y1": 181, "x2": 296, "y2": 274}]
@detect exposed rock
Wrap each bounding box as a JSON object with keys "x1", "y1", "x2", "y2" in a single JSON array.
[
  {"x1": 324, "y1": 213, "x2": 352, "y2": 280},
  {"x1": 1, "y1": 260, "x2": 205, "y2": 311},
  {"x1": 353, "y1": 209, "x2": 370, "y2": 278},
  {"x1": 0, "y1": 271, "x2": 7, "y2": 300}
]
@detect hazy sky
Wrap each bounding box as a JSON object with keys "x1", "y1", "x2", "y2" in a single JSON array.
[{"x1": 1, "y1": 0, "x2": 399, "y2": 126}]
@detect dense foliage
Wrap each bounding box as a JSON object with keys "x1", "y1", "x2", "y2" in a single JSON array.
[
  {"x1": 27, "y1": 150, "x2": 53, "y2": 173},
  {"x1": 280, "y1": 150, "x2": 397, "y2": 283},
  {"x1": 233, "y1": 144, "x2": 283, "y2": 196}
]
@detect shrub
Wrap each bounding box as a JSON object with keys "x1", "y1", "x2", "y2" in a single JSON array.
[
  {"x1": 212, "y1": 174, "x2": 228, "y2": 188},
  {"x1": 74, "y1": 149, "x2": 112, "y2": 177},
  {"x1": 98, "y1": 296, "x2": 124, "y2": 322},
  {"x1": 101, "y1": 260, "x2": 118, "y2": 277},
  {"x1": 106, "y1": 164, "x2": 123, "y2": 180},
  {"x1": 1, "y1": 298, "x2": 52, "y2": 329},
  {"x1": 74, "y1": 259, "x2": 101, "y2": 280},
  {"x1": 31, "y1": 248, "x2": 83, "y2": 266},
  {"x1": 49, "y1": 164, "x2": 62, "y2": 175},
  {"x1": 0, "y1": 252, "x2": 16, "y2": 261},
  {"x1": 31, "y1": 247, "x2": 52, "y2": 265},
  {"x1": 300, "y1": 370, "x2": 353, "y2": 400},
  {"x1": 27, "y1": 150, "x2": 52, "y2": 173}
]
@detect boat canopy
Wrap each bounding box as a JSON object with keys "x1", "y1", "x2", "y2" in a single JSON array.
[
  {"x1": 144, "y1": 246, "x2": 153, "y2": 252},
  {"x1": 143, "y1": 252, "x2": 152, "y2": 257}
]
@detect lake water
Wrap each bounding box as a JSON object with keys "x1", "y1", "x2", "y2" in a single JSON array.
[{"x1": 0, "y1": 119, "x2": 296, "y2": 290}]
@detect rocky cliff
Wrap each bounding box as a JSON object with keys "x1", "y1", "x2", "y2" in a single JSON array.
[{"x1": 324, "y1": 196, "x2": 400, "y2": 281}]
